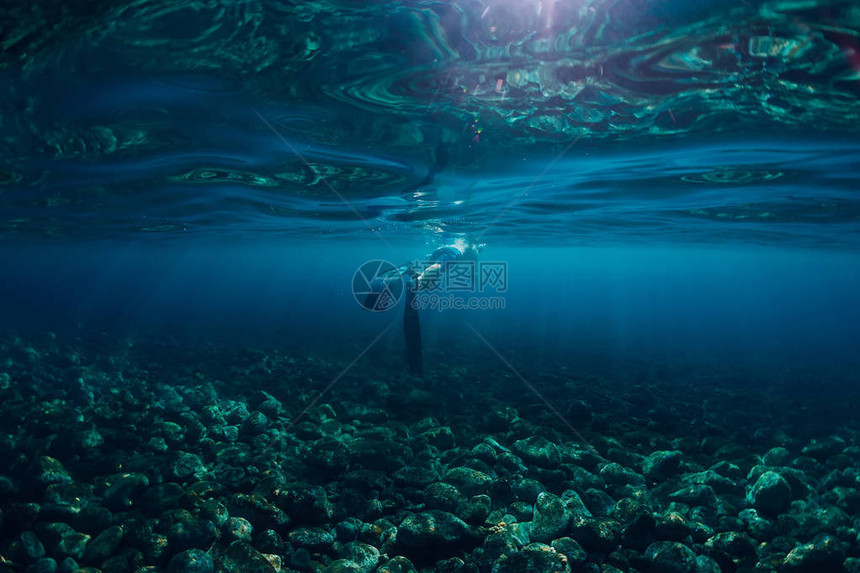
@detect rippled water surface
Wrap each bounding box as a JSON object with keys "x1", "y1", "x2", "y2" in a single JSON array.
[{"x1": 1, "y1": 0, "x2": 858, "y2": 246}]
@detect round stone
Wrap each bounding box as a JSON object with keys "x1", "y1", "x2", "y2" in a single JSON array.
[{"x1": 167, "y1": 548, "x2": 214, "y2": 573}]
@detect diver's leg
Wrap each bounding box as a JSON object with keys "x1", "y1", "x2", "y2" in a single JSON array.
[{"x1": 403, "y1": 287, "x2": 423, "y2": 377}]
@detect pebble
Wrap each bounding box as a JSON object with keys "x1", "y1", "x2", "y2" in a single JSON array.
[
  {"x1": 44, "y1": 482, "x2": 94, "y2": 512},
  {"x1": 83, "y1": 525, "x2": 123, "y2": 564},
  {"x1": 443, "y1": 467, "x2": 494, "y2": 497},
  {"x1": 140, "y1": 483, "x2": 185, "y2": 514},
  {"x1": 375, "y1": 556, "x2": 417, "y2": 573},
  {"x1": 167, "y1": 548, "x2": 214, "y2": 573},
  {"x1": 763, "y1": 446, "x2": 791, "y2": 466},
  {"x1": 199, "y1": 499, "x2": 229, "y2": 527},
  {"x1": 511, "y1": 436, "x2": 562, "y2": 468},
  {"x1": 570, "y1": 517, "x2": 621, "y2": 552},
  {"x1": 668, "y1": 484, "x2": 717, "y2": 508},
  {"x1": 583, "y1": 488, "x2": 616, "y2": 516},
  {"x1": 21, "y1": 530, "x2": 47, "y2": 560},
  {"x1": 337, "y1": 541, "x2": 380, "y2": 573},
  {"x1": 75, "y1": 505, "x2": 113, "y2": 535},
  {"x1": 424, "y1": 482, "x2": 464, "y2": 511},
  {"x1": 781, "y1": 533, "x2": 848, "y2": 572},
  {"x1": 222, "y1": 516, "x2": 253, "y2": 543},
  {"x1": 168, "y1": 451, "x2": 205, "y2": 479},
  {"x1": 102, "y1": 472, "x2": 149, "y2": 509},
  {"x1": 550, "y1": 537, "x2": 587, "y2": 566},
  {"x1": 287, "y1": 526, "x2": 335, "y2": 551},
  {"x1": 492, "y1": 544, "x2": 570, "y2": 573},
  {"x1": 323, "y1": 559, "x2": 363, "y2": 572},
  {"x1": 24, "y1": 558, "x2": 58, "y2": 573},
  {"x1": 57, "y1": 532, "x2": 90, "y2": 559},
  {"x1": 220, "y1": 540, "x2": 276, "y2": 573},
  {"x1": 599, "y1": 462, "x2": 645, "y2": 488},
  {"x1": 644, "y1": 541, "x2": 698, "y2": 573},
  {"x1": 615, "y1": 499, "x2": 656, "y2": 550},
  {"x1": 531, "y1": 492, "x2": 572, "y2": 543},
  {"x1": 35, "y1": 457, "x2": 72, "y2": 486},
  {"x1": 642, "y1": 450, "x2": 683, "y2": 482},
  {"x1": 704, "y1": 531, "x2": 757, "y2": 571},
  {"x1": 254, "y1": 529, "x2": 285, "y2": 554},
  {"x1": 456, "y1": 494, "x2": 491, "y2": 525},
  {"x1": 165, "y1": 510, "x2": 219, "y2": 550},
  {"x1": 802, "y1": 436, "x2": 846, "y2": 460},
  {"x1": 510, "y1": 477, "x2": 545, "y2": 503},
  {"x1": 224, "y1": 493, "x2": 290, "y2": 530},
  {"x1": 395, "y1": 511, "x2": 470, "y2": 550},
  {"x1": 747, "y1": 471, "x2": 792, "y2": 516}
]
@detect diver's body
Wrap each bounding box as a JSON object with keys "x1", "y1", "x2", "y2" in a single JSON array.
[
  {"x1": 404, "y1": 241, "x2": 479, "y2": 377},
  {"x1": 367, "y1": 240, "x2": 480, "y2": 377},
  {"x1": 402, "y1": 269, "x2": 423, "y2": 377}
]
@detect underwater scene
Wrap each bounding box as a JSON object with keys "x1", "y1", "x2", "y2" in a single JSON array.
[{"x1": 1, "y1": 0, "x2": 860, "y2": 572}]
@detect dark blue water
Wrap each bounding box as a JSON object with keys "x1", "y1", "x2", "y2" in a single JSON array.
[
  {"x1": 2, "y1": 242, "x2": 858, "y2": 373},
  {"x1": 1, "y1": 0, "x2": 858, "y2": 373}
]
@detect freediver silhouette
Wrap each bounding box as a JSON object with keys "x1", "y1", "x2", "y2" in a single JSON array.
[{"x1": 365, "y1": 240, "x2": 481, "y2": 377}]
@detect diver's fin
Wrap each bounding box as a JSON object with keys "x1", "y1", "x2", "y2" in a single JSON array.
[
  {"x1": 403, "y1": 287, "x2": 423, "y2": 377},
  {"x1": 364, "y1": 292, "x2": 381, "y2": 311}
]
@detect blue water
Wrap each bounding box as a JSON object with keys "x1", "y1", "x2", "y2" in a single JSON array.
[
  {"x1": 2, "y1": 243, "x2": 858, "y2": 375},
  {"x1": 1, "y1": 0, "x2": 858, "y2": 373}
]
